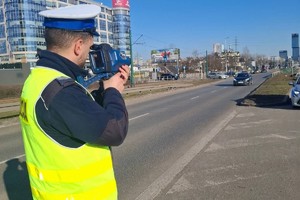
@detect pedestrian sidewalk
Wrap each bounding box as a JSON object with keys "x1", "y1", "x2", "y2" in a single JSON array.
[{"x1": 150, "y1": 105, "x2": 300, "y2": 200}]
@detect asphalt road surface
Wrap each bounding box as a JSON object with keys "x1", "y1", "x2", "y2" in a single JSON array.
[
  {"x1": 114, "y1": 74, "x2": 267, "y2": 200},
  {"x1": 0, "y1": 74, "x2": 271, "y2": 200}
]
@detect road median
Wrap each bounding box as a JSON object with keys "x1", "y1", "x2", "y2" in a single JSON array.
[{"x1": 240, "y1": 72, "x2": 292, "y2": 107}]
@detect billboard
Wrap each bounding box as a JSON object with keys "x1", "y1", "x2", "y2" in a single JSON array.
[
  {"x1": 151, "y1": 48, "x2": 180, "y2": 63},
  {"x1": 112, "y1": 0, "x2": 130, "y2": 9}
]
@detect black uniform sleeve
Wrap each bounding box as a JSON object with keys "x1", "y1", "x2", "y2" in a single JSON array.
[
  {"x1": 36, "y1": 83, "x2": 128, "y2": 147},
  {"x1": 91, "y1": 81, "x2": 105, "y2": 106}
]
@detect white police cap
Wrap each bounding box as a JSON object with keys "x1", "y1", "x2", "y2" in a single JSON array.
[{"x1": 39, "y1": 5, "x2": 101, "y2": 36}]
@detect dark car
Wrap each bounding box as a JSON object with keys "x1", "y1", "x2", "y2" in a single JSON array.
[
  {"x1": 160, "y1": 73, "x2": 178, "y2": 80},
  {"x1": 233, "y1": 72, "x2": 253, "y2": 86}
]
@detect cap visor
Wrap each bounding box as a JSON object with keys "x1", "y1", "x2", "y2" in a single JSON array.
[{"x1": 92, "y1": 31, "x2": 100, "y2": 36}]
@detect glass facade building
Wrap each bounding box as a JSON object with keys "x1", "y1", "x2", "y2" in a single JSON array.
[
  {"x1": 3, "y1": 0, "x2": 46, "y2": 63},
  {"x1": 0, "y1": 0, "x2": 129, "y2": 65},
  {"x1": 292, "y1": 33, "x2": 299, "y2": 62},
  {"x1": 112, "y1": 0, "x2": 130, "y2": 57},
  {"x1": 279, "y1": 50, "x2": 288, "y2": 61}
]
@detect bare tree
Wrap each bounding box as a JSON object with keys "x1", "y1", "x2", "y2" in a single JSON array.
[
  {"x1": 254, "y1": 54, "x2": 267, "y2": 67},
  {"x1": 208, "y1": 53, "x2": 223, "y2": 71},
  {"x1": 241, "y1": 47, "x2": 252, "y2": 67},
  {"x1": 192, "y1": 50, "x2": 199, "y2": 58}
]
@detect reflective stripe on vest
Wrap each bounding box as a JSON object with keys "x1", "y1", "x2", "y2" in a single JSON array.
[
  {"x1": 20, "y1": 67, "x2": 117, "y2": 200},
  {"x1": 31, "y1": 180, "x2": 117, "y2": 200}
]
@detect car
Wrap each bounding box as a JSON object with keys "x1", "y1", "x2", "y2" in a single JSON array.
[
  {"x1": 207, "y1": 72, "x2": 228, "y2": 79},
  {"x1": 251, "y1": 69, "x2": 259, "y2": 74},
  {"x1": 288, "y1": 76, "x2": 300, "y2": 108},
  {"x1": 160, "y1": 73, "x2": 178, "y2": 80},
  {"x1": 218, "y1": 72, "x2": 229, "y2": 79},
  {"x1": 207, "y1": 72, "x2": 217, "y2": 79},
  {"x1": 233, "y1": 72, "x2": 253, "y2": 86}
]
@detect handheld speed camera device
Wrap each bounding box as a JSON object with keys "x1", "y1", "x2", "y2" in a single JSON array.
[{"x1": 77, "y1": 43, "x2": 131, "y2": 88}]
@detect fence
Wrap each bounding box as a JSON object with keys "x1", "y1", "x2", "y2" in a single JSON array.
[
  {"x1": 0, "y1": 63, "x2": 31, "y2": 85},
  {"x1": 0, "y1": 66, "x2": 206, "y2": 86},
  {"x1": 132, "y1": 71, "x2": 206, "y2": 84}
]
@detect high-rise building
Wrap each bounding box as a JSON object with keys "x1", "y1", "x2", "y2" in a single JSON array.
[
  {"x1": 112, "y1": 0, "x2": 130, "y2": 57},
  {"x1": 0, "y1": 0, "x2": 131, "y2": 65},
  {"x1": 0, "y1": 0, "x2": 46, "y2": 64},
  {"x1": 279, "y1": 50, "x2": 288, "y2": 61},
  {"x1": 279, "y1": 50, "x2": 288, "y2": 67},
  {"x1": 213, "y1": 43, "x2": 222, "y2": 54},
  {"x1": 292, "y1": 33, "x2": 299, "y2": 62}
]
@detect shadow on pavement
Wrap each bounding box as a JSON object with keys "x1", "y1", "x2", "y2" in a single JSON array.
[
  {"x1": 234, "y1": 95, "x2": 299, "y2": 110},
  {"x1": 215, "y1": 83, "x2": 235, "y2": 87},
  {"x1": 3, "y1": 158, "x2": 32, "y2": 200}
]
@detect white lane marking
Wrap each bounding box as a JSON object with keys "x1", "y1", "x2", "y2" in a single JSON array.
[
  {"x1": 0, "y1": 154, "x2": 25, "y2": 165},
  {"x1": 257, "y1": 134, "x2": 293, "y2": 140},
  {"x1": 129, "y1": 113, "x2": 149, "y2": 121},
  {"x1": 225, "y1": 119, "x2": 272, "y2": 130},
  {"x1": 135, "y1": 110, "x2": 237, "y2": 200},
  {"x1": 203, "y1": 163, "x2": 245, "y2": 173},
  {"x1": 204, "y1": 174, "x2": 266, "y2": 188},
  {"x1": 210, "y1": 90, "x2": 217, "y2": 93},
  {"x1": 190, "y1": 96, "x2": 199, "y2": 100},
  {"x1": 166, "y1": 176, "x2": 194, "y2": 194},
  {"x1": 0, "y1": 113, "x2": 149, "y2": 165}
]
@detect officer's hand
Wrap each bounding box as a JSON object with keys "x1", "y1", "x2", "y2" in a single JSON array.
[
  {"x1": 103, "y1": 65, "x2": 130, "y2": 93},
  {"x1": 119, "y1": 65, "x2": 130, "y2": 84}
]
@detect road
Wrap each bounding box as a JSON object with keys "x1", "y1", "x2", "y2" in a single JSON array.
[{"x1": 0, "y1": 74, "x2": 268, "y2": 200}]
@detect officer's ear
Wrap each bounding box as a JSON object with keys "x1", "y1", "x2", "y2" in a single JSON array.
[{"x1": 74, "y1": 38, "x2": 84, "y2": 56}]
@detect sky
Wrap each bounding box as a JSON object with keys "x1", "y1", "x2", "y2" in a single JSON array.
[{"x1": 98, "y1": 0, "x2": 300, "y2": 60}]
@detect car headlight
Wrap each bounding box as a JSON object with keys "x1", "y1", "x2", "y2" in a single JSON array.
[{"x1": 292, "y1": 89, "x2": 300, "y2": 96}]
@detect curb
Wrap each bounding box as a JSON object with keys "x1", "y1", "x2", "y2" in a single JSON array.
[{"x1": 238, "y1": 94, "x2": 290, "y2": 107}]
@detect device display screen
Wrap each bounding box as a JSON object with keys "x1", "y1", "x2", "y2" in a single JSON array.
[{"x1": 89, "y1": 51, "x2": 106, "y2": 73}]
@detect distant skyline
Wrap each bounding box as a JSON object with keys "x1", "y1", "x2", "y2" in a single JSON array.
[{"x1": 98, "y1": 0, "x2": 300, "y2": 60}]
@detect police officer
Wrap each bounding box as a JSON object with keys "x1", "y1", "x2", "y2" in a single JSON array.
[{"x1": 19, "y1": 4, "x2": 129, "y2": 200}]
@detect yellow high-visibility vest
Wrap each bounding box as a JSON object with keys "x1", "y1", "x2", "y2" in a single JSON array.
[{"x1": 19, "y1": 67, "x2": 117, "y2": 200}]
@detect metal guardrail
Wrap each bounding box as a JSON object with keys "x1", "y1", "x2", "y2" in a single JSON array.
[{"x1": 123, "y1": 82, "x2": 193, "y2": 96}]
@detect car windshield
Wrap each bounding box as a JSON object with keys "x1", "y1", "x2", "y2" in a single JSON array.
[
  {"x1": 297, "y1": 78, "x2": 300, "y2": 84},
  {"x1": 237, "y1": 73, "x2": 248, "y2": 77}
]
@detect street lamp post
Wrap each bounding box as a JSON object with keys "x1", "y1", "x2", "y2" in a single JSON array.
[
  {"x1": 205, "y1": 50, "x2": 208, "y2": 78},
  {"x1": 129, "y1": 32, "x2": 143, "y2": 87},
  {"x1": 129, "y1": 30, "x2": 134, "y2": 87}
]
